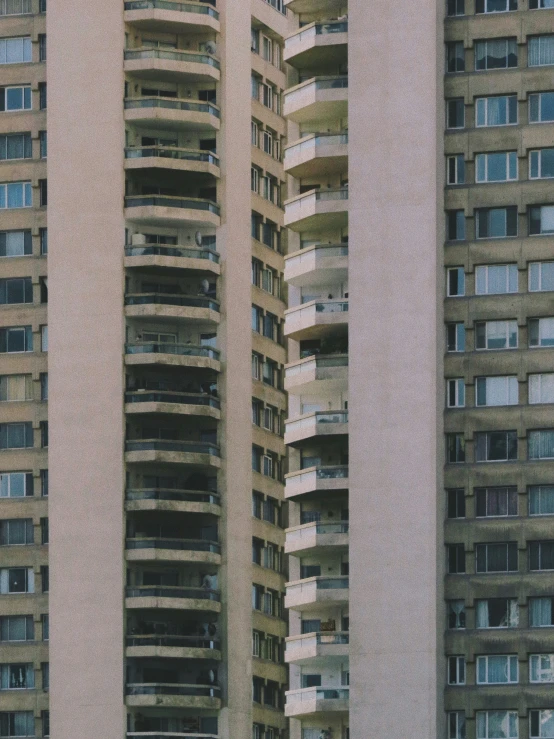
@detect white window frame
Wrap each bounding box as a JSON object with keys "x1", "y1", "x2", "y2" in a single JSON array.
[
  {"x1": 447, "y1": 154, "x2": 465, "y2": 185},
  {"x1": 477, "y1": 711, "x2": 518, "y2": 739},
  {"x1": 475, "y1": 264, "x2": 518, "y2": 295},
  {"x1": 529, "y1": 374, "x2": 554, "y2": 404},
  {"x1": 476, "y1": 95, "x2": 518, "y2": 127},
  {"x1": 475, "y1": 376, "x2": 518, "y2": 407},
  {"x1": 476, "y1": 654, "x2": 518, "y2": 684},
  {"x1": 447, "y1": 655, "x2": 466, "y2": 685},
  {"x1": 447, "y1": 378, "x2": 465, "y2": 408},
  {"x1": 529, "y1": 261, "x2": 554, "y2": 292},
  {"x1": 476, "y1": 320, "x2": 518, "y2": 350},
  {"x1": 475, "y1": 151, "x2": 518, "y2": 183},
  {"x1": 530, "y1": 654, "x2": 554, "y2": 683},
  {"x1": 530, "y1": 92, "x2": 554, "y2": 124},
  {"x1": 251, "y1": 120, "x2": 259, "y2": 147},
  {"x1": 530, "y1": 317, "x2": 554, "y2": 347},
  {"x1": 530, "y1": 148, "x2": 554, "y2": 179},
  {"x1": 447, "y1": 267, "x2": 465, "y2": 297}
]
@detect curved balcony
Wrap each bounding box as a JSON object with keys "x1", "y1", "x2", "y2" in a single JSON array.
[
  {"x1": 284, "y1": 299, "x2": 348, "y2": 341},
  {"x1": 284, "y1": 188, "x2": 348, "y2": 232},
  {"x1": 284, "y1": 76, "x2": 348, "y2": 125},
  {"x1": 124, "y1": 245, "x2": 220, "y2": 275},
  {"x1": 285, "y1": 410, "x2": 348, "y2": 446},
  {"x1": 285, "y1": 132, "x2": 348, "y2": 178},
  {"x1": 284, "y1": 21, "x2": 348, "y2": 68},
  {"x1": 125, "y1": 196, "x2": 220, "y2": 228},
  {"x1": 124, "y1": 0, "x2": 220, "y2": 33},
  {"x1": 124, "y1": 48, "x2": 220, "y2": 83},
  {"x1": 284, "y1": 0, "x2": 341, "y2": 13},
  {"x1": 127, "y1": 735, "x2": 218, "y2": 739},
  {"x1": 126, "y1": 537, "x2": 221, "y2": 565},
  {"x1": 125, "y1": 391, "x2": 221, "y2": 420},
  {"x1": 126, "y1": 585, "x2": 221, "y2": 613},
  {"x1": 125, "y1": 440, "x2": 221, "y2": 468},
  {"x1": 126, "y1": 634, "x2": 221, "y2": 661},
  {"x1": 285, "y1": 686, "x2": 349, "y2": 718},
  {"x1": 126, "y1": 683, "x2": 221, "y2": 710},
  {"x1": 125, "y1": 343, "x2": 221, "y2": 372},
  {"x1": 285, "y1": 576, "x2": 349, "y2": 612},
  {"x1": 125, "y1": 147, "x2": 220, "y2": 178},
  {"x1": 285, "y1": 465, "x2": 348, "y2": 500},
  {"x1": 285, "y1": 521, "x2": 349, "y2": 555},
  {"x1": 285, "y1": 631, "x2": 349, "y2": 665},
  {"x1": 126, "y1": 488, "x2": 221, "y2": 516},
  {"x1": 285, "y1": 243, "x2": 348, "y2": 287},
  {"x1": 124, "y1": 97, "x2": 220, "y2": 132},
  {"x1": 285, "y1": 354, "x2": 348, "y2": 394},
  {"x1": 125, "y1": 294, "x2": 220, "y2": 324}
]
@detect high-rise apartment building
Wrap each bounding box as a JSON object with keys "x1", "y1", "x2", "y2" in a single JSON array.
[{"x1": 0, "y1": 0, "x2": 554, "y2": 738}]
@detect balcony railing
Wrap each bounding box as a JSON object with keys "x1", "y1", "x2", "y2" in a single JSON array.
[
  {"x1": 126, "y1": 146, "x2": 219, "y2": 167},
  {"x1": 126, "y1": 585, "x2": 220, "y2": 601},
  {"x1": 286, "y1": 522, "x2": 349, "y2": 544},
  {"x1": 286, "y1": 299, "x2": 349, "y2": 322},
  {"x1": 286, "y1": 465, "x2": 349, "y2": 489},
  {"x1": 0, "y1": 0, "x2": 32, "y2": 14},
  {"x1": 127, "y1": 735, "x2": 218, "y2": 739},
  {"x1": 126, "y1": 537, "x2": 221, "y2": 554},
  {"x1": 126, "y1": 635, "x2": 220, "y2": 649},
  {"x1": 286, "y1": 354, "x2": 348, "y2": 378},
  {"x1": 125, "y1": 245, "x2": 219, "y2": 262},
  {"x1": 287, "y1": 576, "x2": 349, "y2": 596},
  {"x1": 125, "y1": 440, "x2": 220, "y2": 456},
  {"x1": 125, "y1": 196, "x2": 220, "y2": 215},
  {"x1": 285, "y1": 188, "x2": 348, "y2": 221},
  {"x1": 286, "y1": 410, "x2": 348, "y2": 434},
  {"x1": 124, "y1": 97, "x2": 220, "y2": 119},
  {"x1": 126, "y1": 488, "x2": 220, "y2": 505},
  {"x1": 286, "y1": 631, "x2": 349, "y2": 650},
  {"x1": 284, "y1": 136, "x2": 348, "y2": 168},
  {"x1": 126, "y1": 391, "x2": 220, "y2": 409},
  {"x1": 125, "y1": 343, "x2": 220, "y2": 360},
  {"x1": 286, "y1": 686, "x2": 349, "y2": 703},
  {"x1": 125, "y1": 294, "x2": 220, "y2": 312},
  {"x1": 286, "y1": 21, "x2": 348, "y2": 48},
  {"x1": 285, "y1": 75, "x2": 348, "y2": 108},
  {"x1": 126, "y1": 683, "x2": 221, "y2": 698},
  {"x1": 124, "y1": 0, "x2": 219, "y2": 19},
  {"x1": 124, "y1": 48, "x2": 220, "y2": 70}
]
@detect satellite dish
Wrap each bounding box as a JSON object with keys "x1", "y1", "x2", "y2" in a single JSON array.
[{"x1": 195, "y1": 231, "x2": 203, "y2": 247}]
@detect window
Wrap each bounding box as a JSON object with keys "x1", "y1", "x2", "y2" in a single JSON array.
[
  {"x1": 41, "y1": 325, "x2": 47, "y2": 352},
  {"x1": 447, "y1": 323, "x2": 465, "y2": 352},
  {"x1": 476, "y1": 95, "x2": 517, "y2": 127},
  {"x1": 41, "y1": 614, "x2": 48, "y2": 641},
  {"x1": 447, "y1": 600, "x2": 466, "y2": 629},
  {"x1": 0, "y1": 375, "x2": 32, "y2": 402},
  {"x1": 446, "y1": 433, "x2": 465, "y2": 463},
  {"x1": 39, "y1": 82, "x2": 46, "y2": 110},
  {"x1": 0, "y1": 326, "x2": 32, "y2": 354},
  {"x1": 475, "y1": 542, "x2": 518, "y2": 572},
  {"x1": 0, "y1": 37, "x2": 31, "y2": 65},
  {"x1": 0, "y1": 86, "x2": 31, "y2": 112},
  {"x1": 529, "y1": 36, "x2": 554, "y2": 67},
  {"x1": 530, "y1": 597, "x2": 554, "y2": 626},
  {"x1": 447, "y1": 267, "x2": 464, "y2": 297},
  {"x1": 530, "y1": 541, "x2": 554, "y2": 570},
  {"x1": 40, "y1": 566, "x2": 48, "y2": 592},
  {"x1": 476, "y1": 0, "x2": 517, "y2": 10},
  {"x1": 475, "y1": 264, "x2": 518, "y2": 295},
  {"x1": 530, "y1": 656, "x2": 554, "y2": 683},
  {"x1": 39, "y1": 0, "x2": 46, "y2": 11},
  {"x1": 0, "y1": 567, "x2": 33, "y2": 594},
  {"x1": 0, "y1": 134, "x2": 31, "y2": 161},
  {"x1": 0, "y1": 182, "x2": 31, "y2": 209},
  {"x1": 447, "y1": 543, "x2": 466, "y2": 574},
  {"x1": 261, "y1": 35, "x2": 272, "y2": 62},
  {"x1": 40, "y1": 228, "x2": 47, "y2": 255},
  {"x1": 42, "y1": 711, "x2": 49, "y2": 738},
  {"x1": 0, "y1": 0, "x2": 32, "y2": 14},
  {"x1": 477, "y1": 712, "x2": 518, "y2": 739},
  {"x1": 251, "y1": 166, "x2": 260, "y2": 193},
  {"x1": 0, "y1": 231, "x2": 31, "y2": 258},
  {"x1": 530, "y1": 205, "x2": 554, "y2": 235},
  {"x1": 41, "y1": 662, "x2": 48, "y2": 689},
  {"x1": 40, "y1": 421, "x2": 48, "y2": 449},
  {"x1": 39, "y1": 130, "x2": 46, "y2": 159},
  {"x1": 39, "y1": 179, "x2": 46, "y2": 207},
  {"x1": 475, "y1": 38, "x2": 517, "y2": 70},
  {"x1": 530, "y1": 318, "x2": 554, "y2": 348},
  {"x1": 38, "y1": 33, "x2": 46, "y2": 62},
  {"x1": 447, "y1": 489, "x2": 466, "y2": 518},
  {"x1": 0, "y1": 616, "x2": 33, "y2": 642},
  {"x1": 531, "y1": 0, "x2": 554, "y2": 6},
  {"x1": 530, "y1": 710, "x2": 554, "y2": 739},
  {"x1": 0, "y1": 519, "x2": 33, "y2": 546},
  {"x1": 476, "y1": 487, "x2": 518, "y2": 517},
  {"x1": 0, "y1": 278, "x2": 32, "y2": 305},
  {"x1": 530, "y1": 486, "x2": 554, "y2": 515},
  {"x1": 40, "y1": 518, "x2": 47, "y2": 545},
  {"x1": 448, "y1": 656, "x2": 466, "y2": 685},
  {"x1": 251, "y1": 119, "x2": 259, "y2": 147},
  {"x1": 447, "y1": 154, "x2": 465, "y2": 185},
  {"x1": 40, "y1": 373, "x2": 47, "y2": 401},
  {"x1": 477, "y1": 655, "x2": 518, "y2": 684},
  {"x1": 0, "y1": 423, "x2": 33, "y2": 450},
  {"x1": 529, "y1": 375, "x2": 554, "y2": 407},
  {"x1": 447, "y1": 0, "x2": 465, "y2": 13},
  {"x1": 446, "y1": 98, "x2": 465, "y2": 129},
  {"x1": 40, "y1": 469, "x2": 47, "y2": 497},
  {"x1": 475, "y1": 377, "x2": 518, "y2": 407},
  {"x1": 476, "y1": 207, "x2": 518, "y2": 238},
  {"x1": 475, "y1": 431, "x2": 518, "y2": 462},
  {"x1": 446, "y1": 210, "x2": 466, "y2": 240},
  {"x1": 530, "y1": 92, "x2": 554, "y2": 123},
  {"x1": 449, "y1": 712, "x2": 466, "y2": 739},
  {"x1": 475, "y1": 152, "x2": 517, "y2": 183},
  {"x1": 447, "y1": 379, "x2": 465, "y2": 408},
  {"x1": 0, "y1": 472, "x2": 32, "y2": 499},
  {"x1": 0, "y1": 664, "x2": 34, "y2": 690},
  {"x1": 0, "y1": 712, "x2": 34, "y2": 737},
  {"x1": 476, "y1": 599, "x2": 519, "y2": 628},
  {"x1": 475, "y1": 321, "x2": 517, "y2": 350},
  {"x1": 447, "y1": 42, "x2": 465, "y2": 72}
]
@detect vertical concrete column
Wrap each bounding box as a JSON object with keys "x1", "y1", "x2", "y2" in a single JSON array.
[
  {"x1": 217, "y1": 0, "x2": 253, "y2": 737},
  {"x1": 348, "y1": 0, "x2": 443, "y2": 735},
  {"x1": 47, "y1": 1, "x2": 126, "y2": 737}
]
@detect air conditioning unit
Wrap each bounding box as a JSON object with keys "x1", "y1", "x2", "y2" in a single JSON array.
[{"x1": 131, "y1": 233, "x2": 146, "y2": 245}]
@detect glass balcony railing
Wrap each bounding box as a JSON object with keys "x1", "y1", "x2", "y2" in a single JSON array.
[
  {"x1": 126, "y1": 634, "x2": 220, "y2": 649},
  {"x1": 125, "y1": 294, "x2": 220, "y2": 312},
  {"x1": 125, "y1": 244, "x2": 219, "y2": 262},
  {"x1": 286, "y1": 354, "x2": 348, "y2": 378},
  {"x1": 287, "y1": 631, "x2": 349, "y2": 651},
  {"x1": 285, "y1": 20, "x2": 348, "y2": 48},
  {"x1": 125, "y1": 343, "x2": 220, "y2": 360},
  {"x1": 126, "y1": 585, "x2": 220, "y2": 601},
  {"x1": 286, "y1": 410, "x2": 348, "y2": 435},
  {"x1": 286, "y1": 686, "x2": 349, "y2": 703},
  {"x1": 124, "y1": 48, "x2": 220, "y2": 70},
  {"x1": 124, "y1": 0, "x2": 219, "y2": 19},
  {"x1": 287, "y1": 577, "x2": 349, "y2": 597},
  {"x1": 124, "y1": 97, "x2": 221, "y2": 119},
  {"x1": 126, "y1": 488, "x2": 220, "y2": 505},
  {"x1": 286, "y1": 299, "x2": 349, "y2": 324},
  {"x1": 285, "y1": 189, "x2": 348, "y2": 222},
  {"x1": 125, "y1": 440, "x2": 220, "y2": 456},
  {"x1": 125, "y1": 146, "x2": 219, "y2": 167},
  {"x1": 128, "y1": 735, "x2": 217, "y2": 739},
  {"x1": 286, "y1": 522, "x2": 349, "y2": 545},
  {"x1": 126, "y1": 538, "x2": 221, "y2": 554},
  {"x1": 284, "y1": 135, "x2": 348, "y2": 165},
  {"x1": 125, "y1": 195, "x2": 220, "y2": 215},
  {"x1": 126, "y1": 683, "x2": 221, "y2": 698},
  {"x1": 284, "y1": 75, "x2": 348, "y2": 108},
  {"x1": 125, "y1": 391, "x2": 220, "y2": 409},
  {"x1": 285, "y1": 465, "x2": 349, "y2": 490}
]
